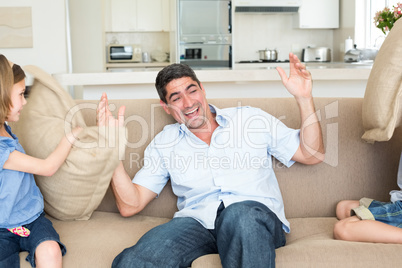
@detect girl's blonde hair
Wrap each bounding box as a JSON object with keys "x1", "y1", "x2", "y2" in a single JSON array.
[{"x1": 0, "y1": 54, "x2": 14, "y2": 127}]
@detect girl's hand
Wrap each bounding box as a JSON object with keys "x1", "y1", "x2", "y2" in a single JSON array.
[{"x1": 66, "y1": 126, "x2": 82, "y2": 144}]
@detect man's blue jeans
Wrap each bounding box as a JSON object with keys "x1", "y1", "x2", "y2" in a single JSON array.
[{"x1": 112, "y1": 201, "x2": 286, "y2": 268}]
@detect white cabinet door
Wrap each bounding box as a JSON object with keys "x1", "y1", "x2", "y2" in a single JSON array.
[
  {"x1": 108, "y1": 0, "x2": 170, "y2": 32},
  {"x1": 161, "y1": 0, "x2": 171, "y2": 31},
  {"x1": 137, "y1": 0, "x2": 170, "y2": 31},
  {"x1": 137, "y1": 0, "x2": 162, "y2": 31},
  {"x1": 293, "y1": 0, "x2": 339, "y2": 29},
  {"x1": 110, "y1": 0, "x2": 138, "y2": 31}
]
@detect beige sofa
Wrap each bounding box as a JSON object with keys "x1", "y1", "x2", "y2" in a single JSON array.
[
  {"x1": 14, "y1": 19, "x2": 402, "y2": 268},
  {"x1": 14, "y1": 96, "x2": 401, "y2": 268}
]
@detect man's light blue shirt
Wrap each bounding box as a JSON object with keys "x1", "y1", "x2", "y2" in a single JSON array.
[{"x1": 133, "y1": 105, "x2": 300, "y2": 232}]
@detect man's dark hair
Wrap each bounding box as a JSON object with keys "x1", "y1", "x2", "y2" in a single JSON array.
[{"x1": 155, "y1": 63, "x2": 201, "y2": 103}]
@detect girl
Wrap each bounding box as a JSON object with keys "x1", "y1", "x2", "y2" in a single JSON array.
[{"x1": 0, "y1": 54, "x2": 81, "y2": 268}]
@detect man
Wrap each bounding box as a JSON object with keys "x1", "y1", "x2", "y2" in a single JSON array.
[{"x1": 97, "y1": 53, "x2": 325, "y2": 268}]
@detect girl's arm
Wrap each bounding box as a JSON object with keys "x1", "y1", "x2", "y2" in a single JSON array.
[{"x1": 3, "y1": 127, "x2": 82, "y2": 176}]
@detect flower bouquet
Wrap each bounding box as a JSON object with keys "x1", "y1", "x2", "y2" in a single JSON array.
[{"x1": 374, "y1": 2, "x2": 402, "y2": 34}]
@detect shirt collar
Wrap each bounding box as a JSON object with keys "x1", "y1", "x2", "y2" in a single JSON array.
[{"x1": 210, "y1": 104, "x2": 229, "y2": 127}]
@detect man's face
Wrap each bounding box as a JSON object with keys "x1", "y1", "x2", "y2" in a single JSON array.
[{"x1": 161, "y1": 77, "x2": 210, "y2": 130}]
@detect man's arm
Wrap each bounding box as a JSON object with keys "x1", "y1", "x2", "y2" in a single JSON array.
[
  {"x1": 276, "y1": 53, "x2": 325, "y2": 165},
  {"x1": 110, "y1": 162, "x2": 157, "y2": 217},
  {"x1": 97, "y1": 93, "x2": 156, "y2": 217}
]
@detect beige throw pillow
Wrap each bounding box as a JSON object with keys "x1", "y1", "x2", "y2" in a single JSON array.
[
  {"x1": 11, "y1": 65, "x2": 125, "y2": 220},
  {"x1": 362, "y1": 19, "x2": 402, "y2": 143}
]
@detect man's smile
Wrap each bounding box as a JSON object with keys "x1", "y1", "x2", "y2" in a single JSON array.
[{"x1": 184, "y1": 106, "x2": 199, "y2": 117}]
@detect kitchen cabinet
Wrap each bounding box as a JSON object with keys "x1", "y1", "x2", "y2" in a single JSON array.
[
  {"x1": 293, "y1": 0, "x2": 339, "y2": 29},
  {"x1": 107, "y1": 0, "x2": 170, "y2": 32},
  {"x1": 109, "y1": 0, "x2": 137, "y2": 32},
  {"x1": 137, "y1": 0, "x2": 170, "y2": 31}
]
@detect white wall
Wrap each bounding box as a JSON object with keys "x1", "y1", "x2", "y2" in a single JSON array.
[
  {"x1": 69, "y1": 0, "x2": 105, "y2": 73},
  {"x1": 0, "y1": 0, "x2": 68, "y2": 75},
  {"x1": 333, "y1": 0, "x2": 356, "y2": 61}
]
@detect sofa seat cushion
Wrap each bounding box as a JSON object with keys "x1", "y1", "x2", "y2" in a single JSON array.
[
  {"x1": 20, "y1": 211, "x2": 170, "y2": 268},
  {"x1": 192, "y1": 217, "x2": 402, "y2": 267}
]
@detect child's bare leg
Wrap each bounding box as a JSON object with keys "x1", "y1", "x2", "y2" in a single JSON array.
[
  {"x1": 336, "y1": 200, "x2": 360, "y2": 220},
  {"x1": 35, "y1": 240, "x2": 62, "y2": 268},
  {"x1": 334, "y1": 216, "x2": 402, "y2": 243}
]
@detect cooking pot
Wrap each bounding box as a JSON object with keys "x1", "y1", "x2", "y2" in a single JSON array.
[{"x1": 258, "y1": 49, "x2": 278, "y2": 62}]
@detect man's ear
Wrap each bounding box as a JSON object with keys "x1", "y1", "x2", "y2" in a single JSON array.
[{"x1": 160, "y1": 100, "x2": 171, "y2": 115}]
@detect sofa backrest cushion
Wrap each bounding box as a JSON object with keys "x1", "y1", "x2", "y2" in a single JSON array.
[
  {"x1": 362, "y1": 18, "x2": 402, "y2": 142},
  {"x1": 79, "y1": 98, "x2": 401, "y2": 219}
]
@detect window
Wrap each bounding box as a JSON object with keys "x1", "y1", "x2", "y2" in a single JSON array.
[{"x1": 355, "y1": 0, "x2": 400, "y2": 49}]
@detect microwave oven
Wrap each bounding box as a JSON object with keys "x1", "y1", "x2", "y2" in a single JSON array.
[{"x1": 107, "y1": 44, "x2": 142, "y2": 63}]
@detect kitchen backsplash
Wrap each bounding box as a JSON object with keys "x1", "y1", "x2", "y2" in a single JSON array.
[
  {"x1": 105, "y1": 32, "x2": 170, "y2": 57},
  {"x1": 234, "y1": 14, "x2": 335, "y2": 62}
]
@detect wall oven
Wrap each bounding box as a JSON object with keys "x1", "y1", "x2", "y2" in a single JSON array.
[{"x1": 177, "y1": 0, "x2": 232, "y2": 68}]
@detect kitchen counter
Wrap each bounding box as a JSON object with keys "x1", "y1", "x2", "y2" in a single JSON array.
[
  {"x1": 105, "y1": 62, "x2": 170, "y2": 72},
  {"x1": 234, "y1": 61, "x2": 373, "y2": 70},
  {"x1": 52, "y1": 62, "x2": 372, "y2": 100},
  {"x1": 55, "y1": 62, "x2": 372, "y2": 85}
]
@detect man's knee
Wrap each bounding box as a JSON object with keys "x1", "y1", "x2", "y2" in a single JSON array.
[
  {"x1": 222, "y1": 201, "x2": 258, "y2": 221},
  {"x1": 219, "y1": 201, "x2": 277, "y2": 230}
]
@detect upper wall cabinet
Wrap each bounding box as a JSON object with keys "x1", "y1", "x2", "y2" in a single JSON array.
[
  {"x1": 293, "y1": 0, "x2": 339, "y2": 29},
  {"x1": 106, "y1": 0, "x2": 170, "y2": 32},
  {"x1": 109, "y1": 0, "x2": 137, "y2": 32}
]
